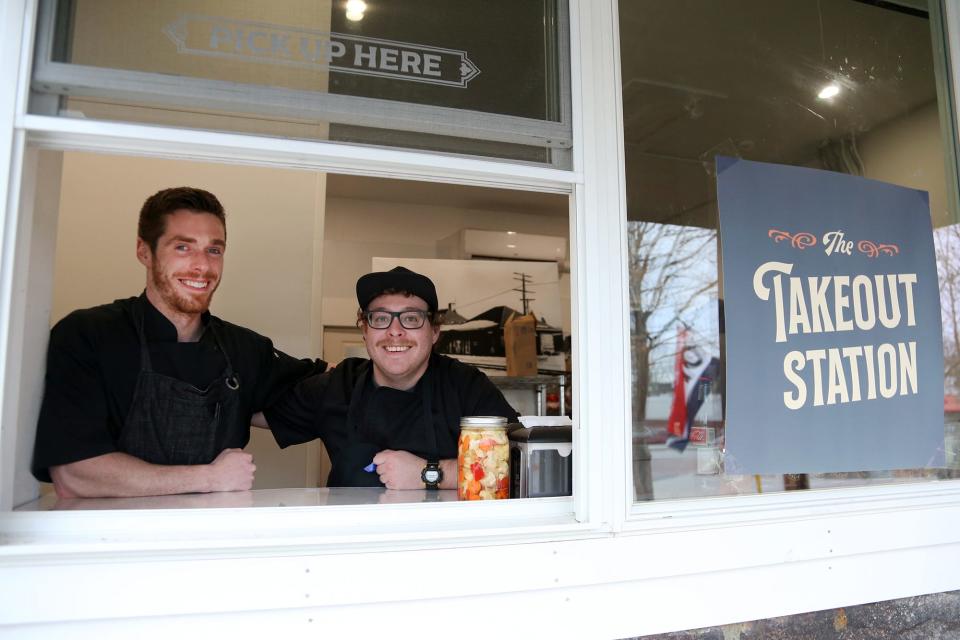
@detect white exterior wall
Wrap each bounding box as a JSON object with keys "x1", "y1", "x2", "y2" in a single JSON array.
[{"x1": 0, "y1": 1, "x2": 959, "y2": 638}]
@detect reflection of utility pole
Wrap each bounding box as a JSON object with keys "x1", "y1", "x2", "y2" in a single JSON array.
[{"x1": 513, "y1": 272, "x2": 535, "y2": 315}]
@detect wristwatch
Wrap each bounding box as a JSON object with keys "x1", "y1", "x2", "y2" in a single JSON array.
[{"x1": 421, "y1": 459, "x2": 443, "y2": 489}]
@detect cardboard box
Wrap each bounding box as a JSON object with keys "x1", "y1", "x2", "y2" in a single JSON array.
[{"x1": 504, "y1": 312, "x2": 538, "y2": 376}]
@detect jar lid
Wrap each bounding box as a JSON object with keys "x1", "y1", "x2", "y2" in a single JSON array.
[{"x1": 460, "y1": 416, "x2": 509, "y2": 427}]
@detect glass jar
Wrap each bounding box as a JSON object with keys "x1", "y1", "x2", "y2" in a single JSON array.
[{"x1": 457, "y1": 416, "x2": 510, "y2": 500}]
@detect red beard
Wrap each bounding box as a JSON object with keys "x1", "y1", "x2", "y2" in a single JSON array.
[{"x1": 151, "y1": 267, "x2": 219, "y2": 315}]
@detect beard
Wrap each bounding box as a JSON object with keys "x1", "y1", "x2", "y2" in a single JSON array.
[{"x1": 150, "y1": 266, "x2": 219, "y2": 315}]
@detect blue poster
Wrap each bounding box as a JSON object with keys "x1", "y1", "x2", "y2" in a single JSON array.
[{"x1": 717, "y1": 157, "x2": 945, "y2": 474}]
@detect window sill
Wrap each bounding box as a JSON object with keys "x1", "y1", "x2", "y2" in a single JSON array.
[{"x1": 1, "y1": 488, "x2": 587, "y2": 559}]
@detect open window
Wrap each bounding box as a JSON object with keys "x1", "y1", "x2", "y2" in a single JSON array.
[{"x1": 9, "y1": 148, "x2": 574, "y2": 511}]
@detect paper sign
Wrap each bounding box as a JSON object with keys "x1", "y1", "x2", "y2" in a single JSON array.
[{"x1": 717, "y1": 157, "x2": 944, "y2": 474}]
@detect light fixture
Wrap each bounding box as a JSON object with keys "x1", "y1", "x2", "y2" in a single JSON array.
[
  {"x1": 817, "y1": 83, "x2": 840, "y2": 100},
  {"x1": 506, "y1": 244, "x2": 517, "y2": 249},
  {"x1": 346, "y1": 0, "x2": 366, "y2": 21},
  {"x1": 506, "y1": 230, "x2": 517, "y2": 235}
]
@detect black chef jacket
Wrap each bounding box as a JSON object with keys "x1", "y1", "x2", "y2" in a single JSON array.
[
  {"x1": 32, "y1": 294, "x2": 324, "y2": 482},
  {"x1": 264, "y1": 353, "x2": 519, "y2": 487}
]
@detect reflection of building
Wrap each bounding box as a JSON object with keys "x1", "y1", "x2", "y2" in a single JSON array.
[
  {"x1": 435, "y1": 304, "x2": 566, "y2": 372},
  {"x1": 435, "y1": 303, "x2": 468, "y2": 326}
]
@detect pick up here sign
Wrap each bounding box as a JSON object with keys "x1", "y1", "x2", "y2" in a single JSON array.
[
  {"x1": 164, "y1": 15, "x2": 481, "y2": 87},
  {"x1": 717, "y1": 157, "x2": 945, "y2": 474}
]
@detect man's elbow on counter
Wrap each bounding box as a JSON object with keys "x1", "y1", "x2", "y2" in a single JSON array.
[
  {"x1": 50, "y1": 460, "x2": 106, "y2": 498},
  {"x1": 49, "y1": 463, "x2": 94, "y2": 499}
]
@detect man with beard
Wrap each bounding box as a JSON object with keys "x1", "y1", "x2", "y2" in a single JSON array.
[
  {"x1": 256, "y1": 267, "x2": 518, "y2": 489},
  {"x1": 32, "y1": 187, "x2": 323, "y2": 498}
]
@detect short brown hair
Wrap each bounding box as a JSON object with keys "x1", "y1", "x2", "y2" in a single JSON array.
[{"x1": 138, "y1": 187, "x2": 226, "y2": 253}]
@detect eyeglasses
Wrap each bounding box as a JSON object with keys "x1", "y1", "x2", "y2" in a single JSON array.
[{"x1": 364, "y1": 309, "x2": 431, "y2": 330}]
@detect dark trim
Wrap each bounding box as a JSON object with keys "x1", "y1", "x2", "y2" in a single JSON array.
[{"x1": 850, "y1": 0, "x2": 929, "y2": 19}]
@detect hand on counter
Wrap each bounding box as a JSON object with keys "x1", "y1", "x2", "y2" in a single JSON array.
[
  {"x1": 49, "y1": 448, "x2": 256, "y2": 499},
  {"x1": 372, "y1": 450, "x2": 456, "y2": 490},
  {"x1": 372, "y1": 449, "x2": 424, "y2": 490},
  {"x1": 206, "y1": 448, "x2": 255, "y2": 492}
]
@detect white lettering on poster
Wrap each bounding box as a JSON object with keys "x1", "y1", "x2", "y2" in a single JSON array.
[{"x1": 753, "y1": 261, "x2": 921, "y2": 410}]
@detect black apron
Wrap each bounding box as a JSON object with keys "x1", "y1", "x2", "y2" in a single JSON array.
[
  {"x1": 117, "y1": 300, "x2": 242, "y2": 466},
  {"x1": 328, "y1": 364, "x2": 440, "y2": 487}
]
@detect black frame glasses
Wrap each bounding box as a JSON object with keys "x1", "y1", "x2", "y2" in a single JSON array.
[{"x1": 364, "y1": 309, "x2": 431, "y2": 330}]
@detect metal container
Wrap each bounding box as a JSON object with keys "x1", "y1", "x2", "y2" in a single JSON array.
[
  {"x1": 457, "y1": 416, "x2": 510, "y2": 500},
  {"x1": 509, "y1": 424, "x2": 572, "y2": 498}
]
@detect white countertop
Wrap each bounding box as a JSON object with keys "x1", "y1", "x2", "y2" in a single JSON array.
[{"x1": 15, "y1": 487, "x2": 460, "y2": 511}]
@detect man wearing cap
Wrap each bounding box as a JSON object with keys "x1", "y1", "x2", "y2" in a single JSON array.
[{"x1": 259, "y1": 267, "x2": 519, "y2": 489}]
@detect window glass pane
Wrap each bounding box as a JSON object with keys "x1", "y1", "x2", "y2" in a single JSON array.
[
  {"x1": 33, "y1": 1, "x2": 569, "y2": 166},
  {"x1": 620, "y1": 0, "x2": 960, "y2": 502},
  {"x1": 326, "y1": 1, "x2": 559, "y2": 121},
  {"x1": 16, "y1": 150, "x2": 572, "y2": 509}
]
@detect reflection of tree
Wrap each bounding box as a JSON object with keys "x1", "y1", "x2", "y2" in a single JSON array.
[
  {"x1": 628, "y1": 221, "x2": 717, "y2": 422},
  {"x1": 935, "y1": 225, "x2": 960, "y2": 394}
]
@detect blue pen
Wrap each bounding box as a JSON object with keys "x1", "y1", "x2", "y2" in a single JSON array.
[{"x1": 363, "y1": 462, "x2": 377, "y2": 472}]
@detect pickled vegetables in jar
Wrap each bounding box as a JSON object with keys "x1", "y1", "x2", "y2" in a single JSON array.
[{"x1": 457, "y1": 416, "x2": 510, "y2": 500}]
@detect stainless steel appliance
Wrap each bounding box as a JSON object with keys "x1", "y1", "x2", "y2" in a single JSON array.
[{"x1": 508, "y1": 424, "x2": 572, "y2": 498}]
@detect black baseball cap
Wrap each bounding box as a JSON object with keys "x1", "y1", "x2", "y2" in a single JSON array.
[{"x1": 356, "y1": 266, "x2": 438, "y2": 312}]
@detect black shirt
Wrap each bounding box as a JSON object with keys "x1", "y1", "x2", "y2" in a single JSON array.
[
  {"x1": 264, "y1": 353, "x2": 519, "y2": 486},
  {"x1": 32, "y1": 294, "x2": 324, "y2": 482}
]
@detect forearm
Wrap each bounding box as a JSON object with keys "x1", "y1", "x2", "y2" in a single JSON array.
[
  {"x1": 50, "y1": 452, "x2": 215, "y2": 498},
  {"x1": 440, "y1": 458, "x2": 457, "y2": 490}
]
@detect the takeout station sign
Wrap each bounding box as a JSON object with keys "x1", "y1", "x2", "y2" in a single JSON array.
[{"x1": 717, "y1": 157, "x2": 944, "y2": 474}]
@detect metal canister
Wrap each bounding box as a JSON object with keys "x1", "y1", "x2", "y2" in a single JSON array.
[{"x1": 457, "y1": 416, "x2": 510, "y2": 500}]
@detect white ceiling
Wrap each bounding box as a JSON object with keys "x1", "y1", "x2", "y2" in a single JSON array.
[{"x1": 618, "y1": 0, "x2": 939, "y2": 225}]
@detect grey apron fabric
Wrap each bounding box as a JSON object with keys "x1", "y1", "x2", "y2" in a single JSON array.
[{"x1": 117, "y1": 300, "x2": 242, "y2": 466}]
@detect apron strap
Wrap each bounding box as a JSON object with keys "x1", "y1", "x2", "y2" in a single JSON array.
[{"x1": 206, "y1": 320, "x2": 240, "y2": 390}]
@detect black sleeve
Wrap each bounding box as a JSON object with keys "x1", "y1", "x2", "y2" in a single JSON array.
[
  {"x1": 263, "y1": 371, "x2": 334, "y2": 448},
  {"x1": 32, "y1": 315, "x2": 118, "y2": 483},
  {"x1": 248, "y1": 343, "x2": 326, "y2": 414},
  {"x1": 462, "y1": 367, "x2": 521, "y2": 423}
]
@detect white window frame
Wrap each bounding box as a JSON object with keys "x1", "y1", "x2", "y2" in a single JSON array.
[
  {"x1": 0, "y1": 0, "x2": 959, "y2": 635},
  {"x1": 30, "y1": 0, "x2": 574, "y2": 166},
  {"x1": 0, "y1": 0, "x2": 616, "y2": 539}
]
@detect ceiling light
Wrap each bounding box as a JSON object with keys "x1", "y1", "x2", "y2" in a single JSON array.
[
  {"x1": 506, "y1": 231, "x2": 517, "y2": 235},
  {"x1": 506, "y1": 244, "x2": 517, "y2": 249},
  {"x1": 817, "y1": 83, "x2": 840, "y2": 100},
  {"x1": 346, "y1": 0, "x2": 366, "y2": 21}
]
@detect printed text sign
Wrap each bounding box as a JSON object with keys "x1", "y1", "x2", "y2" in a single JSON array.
[{"x1": 717, "y1": 157, "x2": 944, "y2": 474}]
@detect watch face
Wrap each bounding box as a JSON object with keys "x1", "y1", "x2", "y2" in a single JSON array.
[{"x1": 423, "y1": 469, "x2": 440, "y2": 483}]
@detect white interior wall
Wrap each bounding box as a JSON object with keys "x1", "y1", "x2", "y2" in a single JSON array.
[
  {"x1": 858, "y1": 101, "x2": 950, "y2": 228},
  {"x1": 50, "y1": 152, "x2": 325, "y2": 489},
  {"x1": 321, "y1": 197, "x2": 571, "y2": 333},
  {"x1": 5, "y1": 150, "x2": 63, "y2": 508}
]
